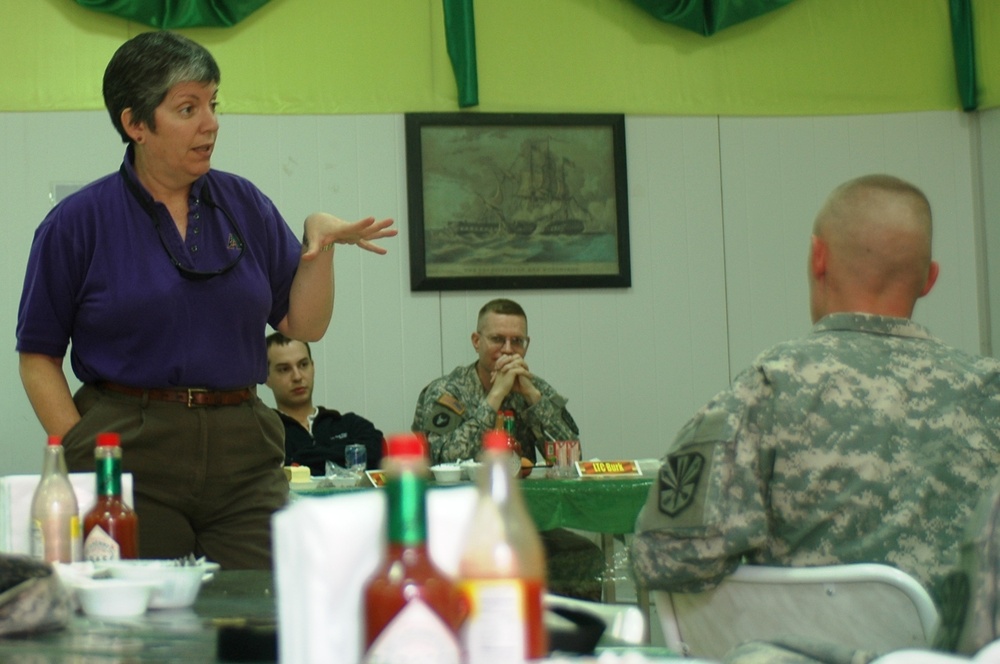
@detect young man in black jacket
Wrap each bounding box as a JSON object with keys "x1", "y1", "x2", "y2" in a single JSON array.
[{"x1": 265, "y1": 332, "x2": 384, "y2": 476}]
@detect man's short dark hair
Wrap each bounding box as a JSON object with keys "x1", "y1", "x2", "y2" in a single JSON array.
[
  {"x1": 265, "y1": 332, "x2": 312, "y2": 360},
  {"x1": 477, "y1": 298, "x2": 527, "y2": 331}
]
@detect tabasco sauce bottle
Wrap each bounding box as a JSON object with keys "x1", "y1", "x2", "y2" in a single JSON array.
[
  {"x1": 83, "y1": 432, "x2": 139, "y2": 560},
  {"x1": 499, "y1": 409, "x2": 533, "y2": 479},
  {"x1": 362, "y1": 433, "x2": 467, "y2": 663}
]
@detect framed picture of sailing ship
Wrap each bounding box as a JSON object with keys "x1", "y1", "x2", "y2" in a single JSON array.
[{"x1": 404, "y1": 113, "x2": 630, "y2": 290}]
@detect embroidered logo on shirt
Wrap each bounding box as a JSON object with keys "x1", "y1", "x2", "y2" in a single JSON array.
[
  {"x1": 658, "y1": 452, "x2": 705, "y2": 517},
  {"x1": 227, "y1": 233, "x2": 242, "y2": 250},
  {"x1": 436, "y1": 393, "x2": 465, "y2": 415},
  {"x1": 432, "y1": 412, "x2": 451, "y2": 428}
]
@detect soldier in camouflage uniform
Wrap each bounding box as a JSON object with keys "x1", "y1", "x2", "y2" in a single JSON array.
[
  {"x1": 411, "y1": 298, "x2": 578, "y2": 465},
  {"x1": 412, "y1": 298, "x2": 602, "y2": 600},
  {"x1": 632, "y1": 175, "x2": 1000, "y2": 637}
]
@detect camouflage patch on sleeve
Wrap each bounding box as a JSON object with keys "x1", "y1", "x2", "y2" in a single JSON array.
[
  {"x1": 436, "y1": 392, "x2": 465, "y2": 416},
  {"x1": 425, "y1": 394, "x2": 466, "y2": 434},
  {"x1": 659, "y1": 451, "x2": 705, "y2": 517},
  {"x1": 657, "y1": 441, "x2": 715, "y2": 528}
]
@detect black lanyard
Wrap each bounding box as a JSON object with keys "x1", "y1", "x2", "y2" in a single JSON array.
[{"x1": 119, "y1": 165, "x2": 246, "y2": 281}]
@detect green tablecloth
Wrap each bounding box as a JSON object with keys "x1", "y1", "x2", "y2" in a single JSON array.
[
  {"x1": 520, "y1": 477, "x2": 654, "y2": 535},
  {"x1": 290, "y1": 475, "x2": 656, "y2": 536}
]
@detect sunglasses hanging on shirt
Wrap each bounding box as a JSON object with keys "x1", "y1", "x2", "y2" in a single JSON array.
[{"x1": 119, "y1": 165, "x2": 246, "y2": 281}]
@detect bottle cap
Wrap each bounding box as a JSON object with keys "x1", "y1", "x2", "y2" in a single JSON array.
[
  {"x1": 95, "y1": 432, "x2": 121, "y2": 447},
  {"x1": 46, "y1": 435, "x2": 62, "y2": 447},
  {"x1": 483, "y1": 430, "x2": 509, "y2": 452},
  {"x1": 385, "y1": 433, "x2": 428, "y2": 458}
]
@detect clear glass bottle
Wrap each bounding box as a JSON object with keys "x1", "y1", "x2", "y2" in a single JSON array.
[
  {"x1": 363, "y1": 433, "x2": 467, "y2": 663},
  {"x1": 83, "y1": 432, "x2": 139, "y2": 560},
  {"x1": 460, "y1": 430, "x2": 548, "y2": 662},
  {"x1": 29, "y1": 435, "x2": 82, "y2": 563}
]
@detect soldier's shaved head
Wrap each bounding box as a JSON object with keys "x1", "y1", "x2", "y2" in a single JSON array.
[{"x1": 809, "y1": 175, "x2": 938, "y2": 323}]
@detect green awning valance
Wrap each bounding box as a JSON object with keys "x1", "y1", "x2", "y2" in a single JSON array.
[
  {"x1": 74, "y1": 0, "x2": 977, "y2": 112},
  {"x1": 629, "y1": 0, "x2": 796, "y2": 36},
  {"x1": 74, "y1": 0, "x2": 271, "y2": 29}
]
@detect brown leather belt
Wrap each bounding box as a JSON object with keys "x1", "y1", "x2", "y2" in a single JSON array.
[{"x1": 98, "y1": 381, "x2": 255, "y2": 408}]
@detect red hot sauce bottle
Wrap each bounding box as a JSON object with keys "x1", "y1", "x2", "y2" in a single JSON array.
[
  {"x1": 83, "y1": 432, "x2": 139, "y2": 560},
  {"x1": 363, "y1": 433, "x2": 468, "y2": 663}
]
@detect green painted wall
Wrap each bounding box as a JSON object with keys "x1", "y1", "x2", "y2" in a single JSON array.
[{"x1": 3, "y1": 0, "x2": 998, "y2": 114}]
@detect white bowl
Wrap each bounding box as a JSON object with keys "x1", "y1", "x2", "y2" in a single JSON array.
[
  {"x1": 459, "y1": 460, "x2": 483, "y2": 481},
  {"x1": 430, "y1": 464, "x2": 463, "y2": 484},
  {"x1": 73, "y1": 578, "x2": 158, "y2": 618},
  {"x1": 101, "y1": 560, "x2": 220, "y2": 609}
]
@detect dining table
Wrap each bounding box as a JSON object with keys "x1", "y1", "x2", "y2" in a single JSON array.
[
  {"x1": 0, "y1": 568, "x2": 682, "y2": 663},
  {"x1": 519, "y1": 475, "x2": 653, "y2": 603},
  {"x1": 289, "y1": 469, "x2": 656, "y2": 637},
  {"x1": 0, "y1": 569, "x2": 277, "y2": 663},
  {"x1": 519, "y1": 473, "x2": 655, "y2": 644}
]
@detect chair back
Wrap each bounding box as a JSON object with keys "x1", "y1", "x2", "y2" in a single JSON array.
[
  {"x1": 0, "y1": 473, "x2": 136, "y2": 555},
  {"x1": 544, "y1": 593, "x2": 646, "y2": 645},
  {"x1": 653, "y1": 564, "x2": 940, "y2": 659}
]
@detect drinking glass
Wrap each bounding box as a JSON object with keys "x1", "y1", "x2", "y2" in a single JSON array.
[{"x1": 345, "y1": 444, "x2": 367, "y2": 474}]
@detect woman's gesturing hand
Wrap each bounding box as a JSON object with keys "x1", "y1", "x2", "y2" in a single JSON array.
[{"x1": 301, "y1": 214, "x2": 397, "y2": 259}]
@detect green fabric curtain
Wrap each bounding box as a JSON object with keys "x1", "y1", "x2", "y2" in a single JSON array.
[
  {"x1": 628, "y1": 0, "x2": 796, "y2": 36},
  {"x1": 73, "y1": 0, "x2": 270, "y2": 29},
  {"x1": 442, "y1": 0, "x2": 479, "y2": 108},
  {"x1": 627, "y1": 0, "x2": 978, "y2": 111},
  {"x1": 75, "y1": 0, "x2": 977, "y2": 112},
  {"x1": 949, "y1": 0, "x2": 978, "y2": 111}
]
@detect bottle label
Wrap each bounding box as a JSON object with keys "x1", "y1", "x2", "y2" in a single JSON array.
[
  {"x1": 365, "y1": 599, "x2": 461, "y2": 664},
  {"x1": 83, "y1": 525, "x2": 121, "y2": 561},
  {"x1": 70, "y1": 516, "x2": 83, "y2": 562},
  {"x1": 29, "y1": 520, "x2": 43, "y2": 560},
  {"x1": 95, "y1": 456, "x2": 123, "y2": 497},
  {"x1": 30, "y1": 515, "x2": 82, "y2": 563},
  {"x1": 461, "y1": 580, "x2": 530, "y2": 663}
]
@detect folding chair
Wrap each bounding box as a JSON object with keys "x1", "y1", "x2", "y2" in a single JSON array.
[
  {"x1": 544, "y1": 592, "x2": 646, "y2": 645},
  {"x1": 652, "y1": 563, "x2": 940, "y2": 659}
]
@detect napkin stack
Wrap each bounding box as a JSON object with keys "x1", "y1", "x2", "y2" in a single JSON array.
[
  {"x1": 0, "y1": 473, "x2": 135, "y2": 555},
  {"x1": 273, "y1": 486, "x2": 478, "y2": 664}
]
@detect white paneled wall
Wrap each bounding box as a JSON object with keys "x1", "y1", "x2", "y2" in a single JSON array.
[
  {"x1": 719, "y1": 112, "x2": 983, "y2": 371},
  {"x1": 979, "y1": 108, "x2": 1000, "y2": 356},
  {"x1": 0, "y1": 110, "x2": 990, "y2": 476}
]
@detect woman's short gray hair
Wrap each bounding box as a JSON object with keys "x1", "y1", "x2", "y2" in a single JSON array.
[{"x1": 103, "y1": 31, "x2": 220, "y2": 144}]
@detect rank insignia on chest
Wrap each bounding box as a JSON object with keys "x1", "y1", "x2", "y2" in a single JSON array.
[{"x1": 658, "y1": 451, "x2": 705, "y2": 517}]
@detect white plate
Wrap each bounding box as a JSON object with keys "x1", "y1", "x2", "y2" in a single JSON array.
[{"x1": 290, "y1": 476, "x2": 360, "y2": 493}]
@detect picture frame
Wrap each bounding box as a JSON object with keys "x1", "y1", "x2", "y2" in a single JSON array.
[{"x1": 405, "y1": 113, "x2": 630, "y2": 291}]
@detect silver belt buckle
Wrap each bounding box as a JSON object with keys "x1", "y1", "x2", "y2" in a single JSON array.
[{"x1": 187, "y1": 388, "x2": 209, "y2": 407}]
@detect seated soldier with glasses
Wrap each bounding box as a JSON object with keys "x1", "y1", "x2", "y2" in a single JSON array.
[
  {"x1": 411, "y1": 298, "x2": 578, "y2": 466},
  {"x1": 412, "y1": 298, "x2": 602, "y2": 601}
]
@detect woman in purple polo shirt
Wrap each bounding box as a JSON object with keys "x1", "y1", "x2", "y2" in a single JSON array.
[{"x1": 15, "y1": 32, "x2": 395, "y2": 568}]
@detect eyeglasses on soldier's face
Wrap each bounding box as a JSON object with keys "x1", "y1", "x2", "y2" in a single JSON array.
[{"x1": 483, "y1": 335, "x2": 530, "y2": 351}]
